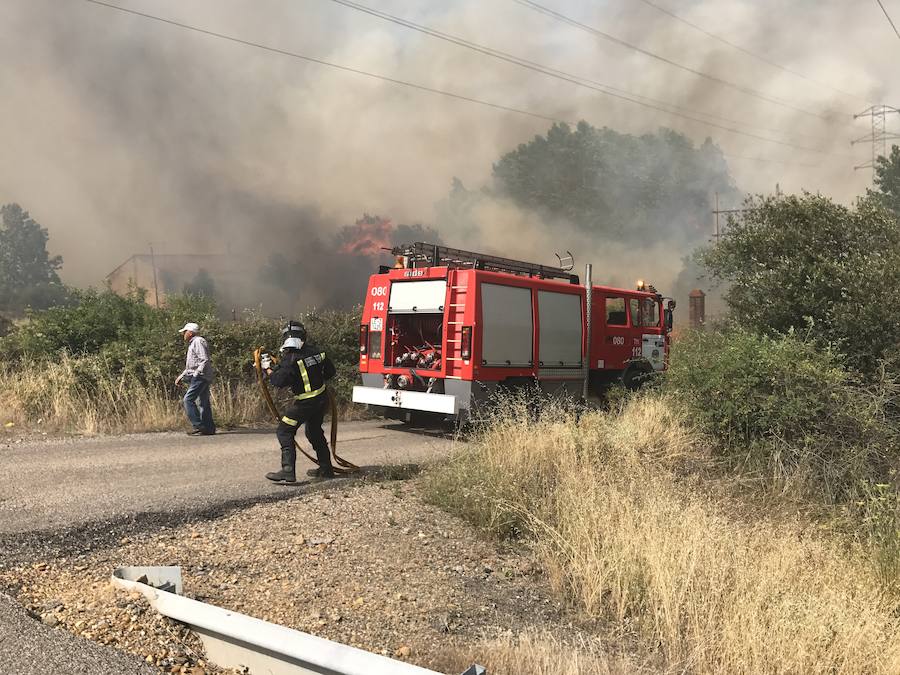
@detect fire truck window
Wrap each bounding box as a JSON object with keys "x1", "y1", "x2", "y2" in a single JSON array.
[
  {"x1": 642, "y1": 298, "x2": 660, "y2": 327},
  {"x1": 606, "y1": 297, "x2": 627, "y2": 326},
  {"x1": 629, "y1": 299, "x2": 641, "y2": 326}
]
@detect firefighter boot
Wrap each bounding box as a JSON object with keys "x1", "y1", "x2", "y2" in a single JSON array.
[{"x1": 265, "y1": 448, "x2": 297, "y2": 483}]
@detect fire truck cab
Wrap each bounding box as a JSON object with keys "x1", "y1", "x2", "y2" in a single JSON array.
[{"x1": 352, "y1": 243, "x2": 673, "y2": 421}]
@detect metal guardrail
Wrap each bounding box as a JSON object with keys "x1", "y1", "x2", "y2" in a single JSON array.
[{"x1": 113, "y1": 566, "x2": 483, "y2": 675}]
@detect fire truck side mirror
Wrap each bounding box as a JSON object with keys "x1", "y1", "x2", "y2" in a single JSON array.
[{"x1": 664, "y1": 308, "x2": 674, "y2": 332}]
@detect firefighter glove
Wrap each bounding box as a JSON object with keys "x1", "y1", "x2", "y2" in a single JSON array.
[{"x1": 260, "y1": 353, "x2": 273, "y2": 370}]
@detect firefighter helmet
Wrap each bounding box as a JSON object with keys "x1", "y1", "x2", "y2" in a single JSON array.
[
  {"x1": 280, "y1": 336, "x2": 304, "y2": 352},
  {"x1": 282, "y1": 320, "x2": 307, "y2": 342}
]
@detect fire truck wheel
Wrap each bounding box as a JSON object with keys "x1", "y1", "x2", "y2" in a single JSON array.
[{"x1": 621, "y1": 363, "x2": 653, "y2": 391}]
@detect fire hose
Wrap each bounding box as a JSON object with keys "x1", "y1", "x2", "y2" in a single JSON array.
[{"x1": 253, "y1": 347, "x2": 359, "y2": 474}]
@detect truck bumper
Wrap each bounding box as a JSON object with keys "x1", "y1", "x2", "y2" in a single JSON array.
[{"x1": 352, "y1": 386, "x2": 459, "y2": 415}]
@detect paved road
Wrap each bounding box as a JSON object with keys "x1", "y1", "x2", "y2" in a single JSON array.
[
  {"x1": 0, "y1": 421, "x2": 456, "y2": 673},
  {"x1": 0, "y1": 421, "x2": 455, "y2": 535}
]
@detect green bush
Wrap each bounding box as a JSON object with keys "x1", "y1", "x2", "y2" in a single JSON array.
[
  {"x1": 2, "y1": 287, "x2": 166, "y2": 358},
  {"x1": 663, "y1": 328, "x2": 894, "y2": 499},
  {"x1": 0, "y1": 290, "x2": 363, "y2": 419},
  {"x1": 698, "y1": 193, "x2": 900, "y2": 373},
  {"x1": 299, "y1": 307, "x2": 362, "y2": 403}
]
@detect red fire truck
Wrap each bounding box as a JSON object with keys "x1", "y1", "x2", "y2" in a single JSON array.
[{"x1": 352, "y1": 243, "x2": 674, "y2": 421}]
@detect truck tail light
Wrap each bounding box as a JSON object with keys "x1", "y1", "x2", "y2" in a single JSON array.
[
  {"x1": 359, "y1": 325, "x2": 369, "y2": 356},
  {"x1": 461, "y1": 325, "x2": 472, "y2": 359},
  {"x1": 369, "y1": 331, "x2": 382, "y2": 360}
]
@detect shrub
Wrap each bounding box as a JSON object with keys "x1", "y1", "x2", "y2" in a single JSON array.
[
  {"x1": 2, "y1": 287, "x2": 164, "y2": 358},
  {"x1": 852, "y1": 481, "x2": 900, "y2": 596},
  {"x1": 425, "y1": 397, "x2": 900, "y2": 673},
  {"x1": 300, "y1": 307, "x2": 362, "y2": 404},
  {"x1": 432, "y1": 631, "x2": 621, "y2": 675},
  {"x1": 662, "y1": 328, "x2": 893, "y2": 499},
  {"x1": 0, "y1": 353, "x2": 267, "y2": 434},
  {"x1": 698, "y1": 193, "x2": 900, "y2": 373},
  {"x1": 0, "y1": 291, "x2": 363, "y2": 430}
]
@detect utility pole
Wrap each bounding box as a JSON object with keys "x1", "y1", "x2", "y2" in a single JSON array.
[
  {"x1": 149, "y1": 243, "x2": 160, "y2": 308},
  {"x1": 711, "y1": 191, "x2": 755, "y2": 244},
  {"x1": 851, "y1": 105, "x2": 900, "y2": 180},
  {"x1": 714, "y1": 192, "x2": 720, "y2": 244}
]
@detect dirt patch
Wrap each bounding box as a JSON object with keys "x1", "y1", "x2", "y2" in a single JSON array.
[{"x1": 0, "y1": 478, "x2": 586, "y2": 673}]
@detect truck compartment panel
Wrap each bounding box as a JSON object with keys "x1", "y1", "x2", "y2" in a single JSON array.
[
  {"x1": 538, "y1": 290, "x2": 583, "y2": 367},
  {"x1": 480, "y1": 283, "x2": 533, "y2": 367}
]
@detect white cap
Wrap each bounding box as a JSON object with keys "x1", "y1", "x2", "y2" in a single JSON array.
[
  {"x1": 280, "y1": 337, "x2": 304, "y2": 351},
  {"x1": 179, "y1": 322, "x2": 200, "y2": 334}
]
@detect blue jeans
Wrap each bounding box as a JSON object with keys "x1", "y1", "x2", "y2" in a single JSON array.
[{"x1": 183, "y1": 376, "x2": 215, "y2": 432}]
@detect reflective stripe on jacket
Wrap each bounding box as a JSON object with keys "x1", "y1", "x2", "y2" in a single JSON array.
[
  {"x1": 296, "y1": 352, "x2": 328, "y2": 400},
  {"x1": 269, "y1": 343, "x2": 336, "y2": 401}
]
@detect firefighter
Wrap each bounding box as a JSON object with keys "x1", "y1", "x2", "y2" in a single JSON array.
[{"x1": 260, "y1": 321, "x2": 336, "y2": 483}]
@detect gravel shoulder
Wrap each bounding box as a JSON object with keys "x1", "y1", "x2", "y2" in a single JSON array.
[
  {"x1": 0, "y1": 591, "x2": 156, "y2": 675},
  {"x1": 0, "y1": 475, "x2": 586, "y2": 674}
]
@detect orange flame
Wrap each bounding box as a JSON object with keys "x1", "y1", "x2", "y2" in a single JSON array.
[{"x1": 339, "y1": 215, "x2": 393, "y2": 258}]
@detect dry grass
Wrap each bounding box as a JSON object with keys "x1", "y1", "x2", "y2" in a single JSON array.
[
  {"x1": 426, "y1": 395, "x2": 900, "y2": 674},
  {"x1": 0, "y1": 354, "x2": 268, "y2": 434},
  {"x1": 432, "y1": 631, "x2": 631, "y2": 675}
]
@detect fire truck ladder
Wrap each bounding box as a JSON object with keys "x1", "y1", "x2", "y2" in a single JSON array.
[{"x1": 394, "y1": 242, "x2": 579, "y2": 283}]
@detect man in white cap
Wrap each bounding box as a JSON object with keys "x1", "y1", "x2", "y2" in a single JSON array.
[{"x1": 176, "y1": 322, "x2": 216, "y2": 435}]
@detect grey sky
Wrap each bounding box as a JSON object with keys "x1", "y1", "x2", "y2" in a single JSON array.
[{"x1": 0, "y1": 0, "x2": 893, "y2": 287}]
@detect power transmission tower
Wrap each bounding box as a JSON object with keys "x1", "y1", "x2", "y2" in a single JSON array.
[{"x1": 851, "y1": 105, "x2": 900, "y2": 178}]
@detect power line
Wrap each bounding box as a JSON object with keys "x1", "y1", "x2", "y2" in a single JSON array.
[
  {"x1": 331, "y1": 0, "x2": 826, "y2": 143},
  {"x1": 723, "y1": 154, "x2": 818, "y2": 168},
  {"x1": 634, "y1": 0, "x2": 869, "y2": 103},
  {"x1": 79, "y1": 0, "x2": 842, "y2": 163},
  {"x1": 875, "y1": 0, "x2": 900, "y2": 41},
  {"x1": 325, "y1": 0, "x2": 837, "y2": 152},
  {"x1": 80, "y1": 0, "x2": 563, "y2": 124},
  {"x1": 511, "y1": 0, "x2": 844, "y2": 120}
]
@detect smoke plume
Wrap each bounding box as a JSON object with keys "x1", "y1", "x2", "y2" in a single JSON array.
[{"x1": 0, "y1": 0, "x2": 890, "y2": 312}]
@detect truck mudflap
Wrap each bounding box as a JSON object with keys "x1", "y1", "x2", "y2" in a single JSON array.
[{"x1": 352, "y1": 386, "x2": 459, "y2": 415}]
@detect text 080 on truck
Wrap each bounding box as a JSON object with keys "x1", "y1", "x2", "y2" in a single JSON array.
[{"x1": 352, "y1": 243, "x2": 675, "y2": 422}]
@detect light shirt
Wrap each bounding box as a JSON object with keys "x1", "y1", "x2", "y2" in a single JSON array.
[{"x1": 181, "y1": 335, "x2": 214, "y2": 381}]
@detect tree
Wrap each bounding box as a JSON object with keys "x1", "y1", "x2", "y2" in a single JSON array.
[
  {"x1": 183, "y1": 268, "x2": 217, "y2": 299},
  {"x1": 872, "y1": 145, "x2": 900, "y2": 218},
  {"x1": 487, "y1": 121, "x2": 737, "y2": 244},
  {"x1": 699, "y1": 192, "x2": 900, "y2": 372},
  {"x1": 433, "y1": 178, "x2": 487, "y2": 244},
  {"x1": 0, "y1": 203, "x2": 65, "y2": 312}
]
